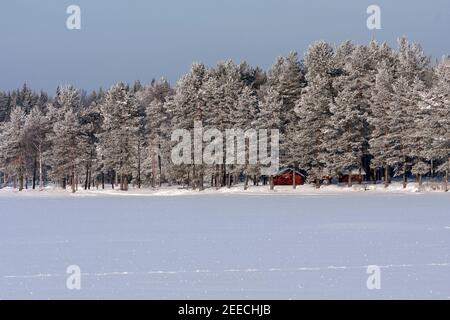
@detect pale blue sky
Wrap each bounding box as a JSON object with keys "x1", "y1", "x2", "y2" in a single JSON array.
[{"x1": 0, "y1": 0, "x2": 449, "y2": 92}]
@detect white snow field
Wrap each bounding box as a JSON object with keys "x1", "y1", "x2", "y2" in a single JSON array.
[{"x1": 0, "y1": 185, "x2": 450, "y2": 299}]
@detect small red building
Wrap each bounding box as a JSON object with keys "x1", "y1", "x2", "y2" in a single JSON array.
[
  {"x1": 338, "y1": 168, "x2": 367, "y2": 184},
  {"x1": 273, "y1": 168, "x2": 305, "y2": 186}
]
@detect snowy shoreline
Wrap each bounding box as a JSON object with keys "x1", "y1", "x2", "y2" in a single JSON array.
[{"x1": 1, "y1": 182, "x2": 449, "y2": 198}]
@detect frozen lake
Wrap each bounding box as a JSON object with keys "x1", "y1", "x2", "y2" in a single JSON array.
[{"x1": 1, "y1": 191, "x2": 450, "y2": 299}]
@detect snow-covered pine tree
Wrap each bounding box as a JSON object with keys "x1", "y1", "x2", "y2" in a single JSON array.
[
  {"x1": 397, "y1": 37, "x2": 431, "y2": 85},
  {"x1": 294, "y1": 41, "x2": 335, "y2": 187},
  {"x1": 78, "y1": 94, "x2": 102, "y2": 190},
  {"x1": 198, "y1": 75, "x2": 222, "y2": 188},
  {"x1": 46, "y1": 86, "x2": 83, "y2": 192},
  {"x1": 215, "y1": 61, "x2": 247, "y2": 188},
  {"x1": 15, "y1": 84, "x2": 38, "y2": 114},
  {"x1": 98, "y1": 83, "x2": 142, "y2": 191},
  {"x1": 170, "y1": 63, "x2": 209, "y2": 189},
  {"x1": 235, "y1": 86, "x2": 259, "y2": 190},
  {"x1": 329, "y1": 45, "x2": 373, "y2": 187},
  {"x1": 48, "y1": 109, "x2": 82, "y2": 192},
  {"x1": 267, "y1": 52, "x2": 305, "y2": 169},
  {"x1": 140, "y1": 79, "x2": 173, "y2": 187},
  {"x1": 132, "y1": 84, "x2": 147, "y2": 189},
  {"x1": 387, "y1": 76, "x2": 416, "y2": 185},
  {"x1": 427, "y1": 57, "x2": 450, "y2": 190},
  {"x1": 368, "y1": 64, "x2": 395, "y2": 187},
  {"x1": 0, "y1": 91, "x2": 12, "y2": 123},
  {"x1": 238, "y1": 62, "x2": 267, "y2": 91},
  {"x1": 23, "y1": 106, "x2": 50, "y2": 190},
  {"x1": 0, "y1": 106, "x2": 27, "y2": 190},
  {"x1": 407, "y1": 77, "x2": 433, "y2": 187},
  {"x1": 256, "y1": 86, "x2": 283, "y2": 190}
]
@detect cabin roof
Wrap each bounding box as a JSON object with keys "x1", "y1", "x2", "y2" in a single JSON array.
[
  {"x1": 274, "y1": 167, "x2": 306, "y2": 177},
  {"x1": 341, "y1": 168, "x2": 367, "y2": 175}
]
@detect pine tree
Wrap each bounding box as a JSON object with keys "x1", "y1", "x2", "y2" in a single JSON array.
[
  {"x1": 98, "y1": 83, "x2": 142, "y2": 191},
  {"x1": 48, "y1": 109, "x2": 82, "y2": 192},
  {"x1": 171, "y1": 63, "x2": 209, "y2": 189},
  {"x1": 0, "y1": 106, "x2": 27, "y2": 190},
  {"x1": 0, "y1": 92, "x2": 11, "y2": 123},
  {"x1": 79, "y1": 96, "x2": 101, "y2": 190},
  {"x1": 46, "y1": 86, "x2": 83, "y2": 192},
  {"x1": 387, "y1": 77, "x2": 416, "y2": 185},
  {"x1": 428, "y1": 57, "x2": 450, "y2": 190},
  {"x1": 257, "y1": 87, "x2": 283, "y2": 189},
  {"x1": 235, "y1": 86, "x2": 258, "y2": 189},
  {"x1": 267, "y1": 52, "x2": 305, "y2": 168},
  {"x1": 368, "y1": 64, "x2": 395, "y2": 186},
  {"x1": 294, "y1": 41, "x2": 335, "y2": 187},
  {"x1": 329, "y1": 46, "x2": 373, "y2": 186},
  {"x1": 408, "y1": 77, "x2": 432, "y2": 187},
  {"x1": 141, "y1": 80, "x2": 172, "y2": 187},
  {"x1": 24, "y1": 106, "x2": 50, "y2": 190},
  {"x1": 397, "y1": 37, "x2": 431, "y2": 84}
]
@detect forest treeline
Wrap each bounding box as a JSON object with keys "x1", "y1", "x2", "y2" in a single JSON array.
[{"x1": 0, "y1": 38, "x2": 449, "y2": 192}]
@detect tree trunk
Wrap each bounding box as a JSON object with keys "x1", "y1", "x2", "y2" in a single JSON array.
[
  {"x1": 222, "y1": 164, "x2": 226, "y2": 187},
  {"x1": 430, "y1": 159, "x2": 434, "y2": 181},
  {"x1": 18, "y1": 171, "x2": 24, "y2": 191},
  {"x1": 418, "y1": 174, "x2": 423, "y2": 186},
  {"x1": 71, "y1": 167, "x2": 76, "y2": 193},
  {"x1": 293, "y1": 170, "x2": 297, "y2": 189},
  {"x1": 199, "y1": 170, "x2": 204, "y2": 191},
  {"x1": 347, "y1": 173, "x2": 352, "y2": 188},
  {"x1": 403, "y1": 162, "x2": 408, "y2": 188},
  {"x1": 137, "y1": 144, "x2": 142, "y2": 189},
  {"x1": 2, "y1": 173, "x2": 7, "y2": 188},
  {"x1": 158, "y1": 152, "x2": 162, "y2": 187},
  {"x1": 269, "y1": 176, "x2": 274, "y2": 190},
  {"x1": 215, "y1": 166, "x2": 220, "y2": 190},
  {"x1": 84, "y1": 165, "x2": 89, "y2": 190},
  {"x1": 445, "y1": 167, "x2": 449, "y2": 192},
  {"x1": 244, "y1": 174, "x2": 249, "y2": 190},
  {"x1": 110, "y1": 171, "x2": 114, "y2": 189},
  {"x1": 384, "y1": 165, "x2": 390, "y2": 188},
  {"x1": 315, "y1": 178, "x2": 320, "y2": 189},
  {"x1": 192, "y1": 165, "x2": 196, "y2": 190},
  {"x1": 123, "y1": 175, "x2": 128, "y2": 191},
  {"x1": 32, "y1": 156, "x2": 37, "y2": 190},
  {"x1": 39, "y1": 146, "x2": 44, "y2": 191}
]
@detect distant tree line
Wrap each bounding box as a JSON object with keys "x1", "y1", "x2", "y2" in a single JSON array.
[{"x1": 0, "y1": 38, "x2": 449, "y2": 192}]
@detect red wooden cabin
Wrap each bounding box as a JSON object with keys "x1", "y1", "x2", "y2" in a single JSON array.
[
  {"x1": 338, "y1": 168, "x2": 367, "y2": 184},
  {"x1": 273, "y1": 168, "x2": 305, "y2": 186}
]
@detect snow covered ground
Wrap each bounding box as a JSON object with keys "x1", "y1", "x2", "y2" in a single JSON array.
[{"x1": 0, "y1": 184, "x2": 449, "y2": 299}]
